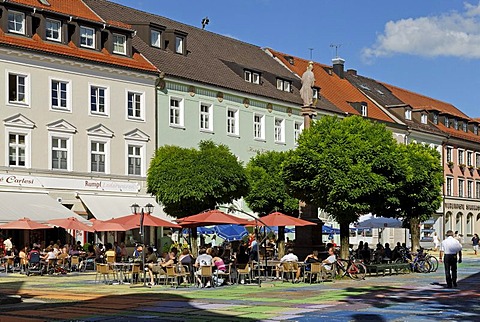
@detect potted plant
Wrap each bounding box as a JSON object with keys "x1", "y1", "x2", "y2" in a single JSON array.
[
  {"x1": 459, "y1": 164, "x2": 466, "y2": 172},
  {"x1": 447, "y1": 161, "x2": 454, "y2": 170},
  {"x1": 468, "y1": 165, "x2": 475, "y2": 175}
]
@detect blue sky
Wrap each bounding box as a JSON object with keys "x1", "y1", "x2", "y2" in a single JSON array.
[{"x1": 111, "y1": 0, "x2": 480, "y2": 118}]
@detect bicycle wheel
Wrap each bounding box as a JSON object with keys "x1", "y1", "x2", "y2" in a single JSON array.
[
  {"x1": 427, "y1": 255, "x2": 438, "y2": 272},
  {"x1": 414, "y1": 260, "x2": 431, "y2": 273},
  {"x1": 336, "y1": 259, "x2": 349, "y2": 278},
  {"x1": 348, "y1": 262, "x2": 366, "y2": 280}
]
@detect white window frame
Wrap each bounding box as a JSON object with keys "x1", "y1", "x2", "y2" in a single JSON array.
[
  {"x1": 48, "y1": 132, "x2": 73, "y2": 171},
  {"x1": 8, "y1": 11, "x2": 24, "y2": 34},
  {"x1": 420, "y1": 114, "x2": 427, "y2": 124},
  {"x1": 312, "y1": 88, "x2": 319, "y2": 99},
  {"x1": 274, "y1": 117, "x2": 285, "y2": 143},
  {"x1": 7, "y1": 71, "x2": 29, "y2": 106},
  {"x1": 476, "y1": 153, "x2": 480, "y2": 168},
  {"x1": 244, "y1": 70, "x2": 260, "y2": 84},
  {"x1": 169, "y1": 97, "x2": 184, "y2": 128},
  {"x1": 113, "y1": 33, "x2": 126, "y2": 55},
  {"x1": 361, "y1": 104, "x2": 367, "y2": 117},
  {"x1": 462, "y1": 122, "x2": 468, "y2": 132},
  {"x1": 468, "y1": 180, "x2": 473, "y2": 198},
  {"x1": 199, "y1": 102, "x2": 213, "y2": 132},
  {"x1": 433, "y1": 113, "x2": 438, "y2": 124},
  {"x1": 474, "y1": 125, "x2": 478, "y2": 135},
  {"x1": 151, "y1": 30, "x2": 161, "y2": 48},
  {"x1": 476, "y1": 181, "x2": 480, "y2": 199},
  {"x1": 453, "y1": 119, "x2": 459, "y2": 130},
  {"x1": 294, "y1": 121, "x2": 304, "y2": 144},
  {"x1": 467, "y1": 151, "x2": 473, "y2": 167},
  {"x1": 458, "y1": 149, "x2": 465, "y2": 165},
  {"x1": 446, "y1": 177, "x2": 453, "y2": 196},
  {"x1": 50, "y1": 78, "x2": 71, "y2": 111},
  {"x1": 276, "y1": 79, "x2": 291, "y2": 92},
  {"x1": 88, "y1": 138, "x2": 110, "y2": 174},
  {"x1": 227, "y1": 108, "x2": 239, "y2": 136},
  {"x1": 46, "y1": 18, "x2": 61, "y2": 42},
  {"x1": 458, "y1": 178, "x2": 465, "y2": 197},
  {"x1": 125, "y1": 142, "x2": 146, "y2": 176},
  {"x1": 446, "y1": 146, "x2": 453, "y2": 163},
  {"x1": 89, "y1": 84, "x2": 109, "y2": 116},
  {"x1": 405, "y1": 109, "x2": 412, "y2": 120},
  {"x1": 253, "y1": 113, "x2": 265, "y2": 140},
  {"x1": 5, "y1": 129, "x2": 31, "y2": 168},
  {"x1": 445, "y1": 117, "x2": 450, "y2": 127},
  {"x1": 126, "y1": 91, "x2": 145, "y2": 121},
  {"x1": 80, "y1": 26, "x2": 95, "y2": 49},
  {"x1": 175, "y1": 36, "x2": 184, "y2": 54}
]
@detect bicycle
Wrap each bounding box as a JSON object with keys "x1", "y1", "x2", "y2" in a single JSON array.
[
  {"x1": 394, "y1": 248, "x2": 431, "y2": 273},
  {"x1": 335, "y1": 255, "x2": 367, "y2": 280},
  {"x1": 423, "y1": 250, "x2": 439, "y2": 272}
]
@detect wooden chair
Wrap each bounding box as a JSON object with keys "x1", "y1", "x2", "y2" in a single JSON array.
[
  {"x1": 215, "y1": 263, "x2": 232, "y2": 285},
  {"x1": 236, "y1": 263, "x2": 252, "y2": 285},
  {"x1": 304, "y1": 262, "x2": 322, "y2": 283},
  {"x1": 124, "y1": 263, "x2": 141, "y2": 284},
  {"x1": 197, "y1": 265, "x2": 214, "y2": 287},
  {"x1": 95, "y1": 264, "x2": 112, "y2": 284},
  {"x1": 175, "y1": 264, "x2": 191, "y2": 287},
  {"x1": 70, "y1": 256, "x2": 79, "y2": 271},
  {"x1": 281, "y1": 261, "x2": 297, "y2": 283},
  {"x1": 320, "y1": 262, "x2": 336, "y2": 283}
]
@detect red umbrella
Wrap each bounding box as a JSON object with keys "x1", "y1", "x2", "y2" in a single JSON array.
[
  {"x1": 91, "y1": 219, "x2": 129, "y2": 232},
  {"x1": 107, "y1": 213, "x2": 180, "y2": 229},
  {"x1": 178, "y1": 209, "x2": 250, "y2": 227},
  {"x1": 249, "y1": 211, "x2": 316, "y2": 227},
  {"x1": 0, "y1": 217, "x2": 52, "y2": 230},
  {"x1": 48, "y1": 216, "x2": 95, "y2": 232}
]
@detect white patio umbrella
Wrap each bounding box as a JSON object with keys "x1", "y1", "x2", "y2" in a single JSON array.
[{"x1": 356, "y1": 216, "x2": 403, "y2": 228}]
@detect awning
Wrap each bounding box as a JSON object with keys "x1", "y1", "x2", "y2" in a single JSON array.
[
  {"x1": 0, "y1": 191, "x2": 87, "y2": 224},
  {"x1": 78, "y1": 194, "x2": 175, "y2": 223}
]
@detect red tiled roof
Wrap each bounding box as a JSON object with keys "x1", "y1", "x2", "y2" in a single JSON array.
[
  {"x1": 8, "y1": 0, "x2": 103, "y2": 23},
  {"x1": 268, "y1": 49, "x2": 395, "y2": 123},
  {"x1": 0, "y1": 30, "x2": 158, "y2": 73}
]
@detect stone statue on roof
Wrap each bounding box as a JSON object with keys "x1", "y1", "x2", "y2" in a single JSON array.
[{"x1": 300, "y1": 61, "x2": 315, "y2": 106}]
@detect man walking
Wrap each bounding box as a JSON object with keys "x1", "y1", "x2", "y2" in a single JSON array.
[{"x1": 439, "y1": 230, "x2": 462, "y2": 288}]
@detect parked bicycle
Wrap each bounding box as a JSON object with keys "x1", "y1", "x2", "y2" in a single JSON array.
[
  {"x1": 335, "y1": 254, "x2": 367, "y2": 280},
  {"x1": 394, "y1": 248, "x2": 431, "y2": 273}
]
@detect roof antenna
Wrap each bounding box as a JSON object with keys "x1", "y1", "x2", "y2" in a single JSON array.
[
  {"x1": 201, "y1": 17, "x2": 209, "y2": 30},
  {"x1": 308, "y1": 48, "x2": 314, "y2": 60},
  {"x1": 330, "y1": 43, "x2": 342, "y2": 58}
]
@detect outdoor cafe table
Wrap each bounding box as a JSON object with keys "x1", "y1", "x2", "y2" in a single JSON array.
[
  {"x1": 254, "y1": 260, "x2": 305, "y2": 278},
  {"x1": 111, "y1": 262, "x2": 135, "y2": 284}
]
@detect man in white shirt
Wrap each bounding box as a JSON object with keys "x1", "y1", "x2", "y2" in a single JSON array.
[
  {"x1": 3, "y1": 237, "x2": 13, "y2": 254},
  {"x1": 439, "y1": 230, "x2": 463, "y2": 288},
  {"x1": 195, "y1": 248, "x2": 213, "y2": 287},
  {"x1": 277, "y1": 248, "x2": 301, "y2": 283},
  {"x1": 322, "y1": 247, "x2": 336, "y2": 271}
]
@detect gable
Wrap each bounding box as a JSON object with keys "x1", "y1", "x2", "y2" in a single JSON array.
[
  {"x1": 124, "y1": 128, "x2": 149, "y2": 142},
  {"x1": 3, "y1": 113, "x2": 35, "y2": 129},
  {"x1": 46, "y1": 119, "x2": 77, "y2": 133},
  {"x1": 87, "y1": 124, "x2": 114, "y2": 138}
]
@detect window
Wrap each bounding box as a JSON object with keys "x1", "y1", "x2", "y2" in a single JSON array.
[
  {"x1": 175, "y1": 36, "x2": 184, "y2": 54},
  {"x1": 458, "y1": 179, "x2": 464, "y2": 197},
  {"x1": 361, "y1": 104, "x2": 367, "y2": 117},
  {"x1": 421, "y1": 114, "x2": 427, "y2": 124},
  {"x1": 476, "y1": 153, "x2": 480, "y2": 168},
  {"x1": 467, "y1": 151, "x2": 473, "y2": 167},
  {"x1": 113, "y1": 34, "x2": 126, "y2": 55},
  {"x1": 453, "y1": 119, "x2": 459, "y2": 130},
  {"x1": 433, "y1": 113, "x2": 438, "y2": 125},
  {"x1": 46, "y1": 19, "x2": 61, "y2": 41},
  {"x1": 227, "y1": 108, "x2": 239, "y2": 135},
  {"x1": 199, "y1": 103, "x2": 212, "y2": 131},
  {"x1": 276, "y1": 79, "x2": 292, "y2": 92},
  {"x1": 127, "y1": 91, "x2": 143, "y2": 120},
  {"x1": 253, "y1": 114, "x2": 264, "y2": 140},
  {"x1": 463, "y1": 122, "x2": 468, "y2": 132},
  {"x1": 244, "y1": 70, "x2": 260, "y2": 84},
  {"x1": 169, "y1": 97, "x2": 184, "y2": 127},
  {"x1": 312, "y1": 88, "x2": 319, "y2": 99},
  {"x1": 90, "y1": 141, "x2": 106, "y2": 173},
  {"x1": 294, "y1": 121, "x2": 304, "y2": 144},
  {"x1": 445, "y1": 117, "x2": 450, "y2": 127},
  {"x1": 476, "y1": 182, "x2": 480, "y2": 199},
  {"x1": 8, "y1": 133, "x2": 26, "y2": 167},
  {"x1": 8, "y1": 73, "x2": 27, "y2": 104},
  {"x1": 51, "y1": 137, "x2": 69, "y2": 170},
  {"x1": 458, "y1": 149, "x2": 465, "y2": 165},
  {"x1": 474, "y1": 124, "x2": 478, "y2": 135},
  {"x1": 51, "y1": 79, "x2": 70, "y2": 110},
  {"x1": 446, "y1": 177, "x2": 453, "y2": 196},
  {"x1": 90, "y1": 85, "x2": 107, "y2": 115},
  {"x1": 468, "y1": 180, "x2": 473, "y2": 198},
  {"x1": 274, "y1": 118, "x2": 285, "y2": 143},
  {"x1": 8, "y1": 11, "x2": 24, "y2": 34},
  {"x1": 80, "y1": 26, "x2": 95, "y2": 48},
  {"x1": 405, "y1": 109, "x2": 412, "y2": 120},
  {"x1": 127, "y1": 145, "x2": 142, "y2": 176},
  {"x1": 446, "y1": 146, "x2": 453, "y2": 163},
  {"x1": 151, "y1": 30, "x2": 161, "y2": 48}
]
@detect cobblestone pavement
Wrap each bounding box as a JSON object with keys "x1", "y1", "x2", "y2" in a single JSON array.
[{"x1": 0, "y1": 253, "x2": 479, "y2": 322}]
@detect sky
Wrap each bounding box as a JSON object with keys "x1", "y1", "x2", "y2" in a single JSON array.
[{"x1": 111, "y1": 0, "x2": 480, "y2": 118}]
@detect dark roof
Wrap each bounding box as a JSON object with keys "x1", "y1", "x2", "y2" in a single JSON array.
[{"x1": 83, "y1": 0, "x2": 342, "y2": 112}]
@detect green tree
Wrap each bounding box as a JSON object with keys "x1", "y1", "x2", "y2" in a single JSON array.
[
  {"x1": 282, "y1": 115, "x2": 401, "y2": 258},
  {"x1": 245, "y1": 151, "x2": 299, "y2": 257},
  {"x1": 147, "y1": 140, "x2": 249, "y2": 218},
  {"x1": 395, "y1": 143, "x2": 443, "y2": 252}
]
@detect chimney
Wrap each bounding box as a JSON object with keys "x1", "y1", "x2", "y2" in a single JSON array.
[
  {"x1": 332, "y1": 57, "x2": 345, "y2": 78},
  {"x1": 346, "y1": 69, "x2": 357, "y2": 76}
]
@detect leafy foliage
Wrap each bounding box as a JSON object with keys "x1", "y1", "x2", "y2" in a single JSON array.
[
  {"x1": 147, "y1": 140, "x2": 249, "y2": 218},
  {"x1": 244, "y1": 151, "x2": 299, "y2": 217}
]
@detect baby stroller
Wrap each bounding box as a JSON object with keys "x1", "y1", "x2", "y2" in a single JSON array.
[{"x1": 26, "y1": 251, "x2": 43, "y2": 276}]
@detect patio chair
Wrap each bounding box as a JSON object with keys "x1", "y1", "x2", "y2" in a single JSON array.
[
  {"x1": 95, "y1": 264, "x2": 112, "y2": 284},
  {"x1": 320, "y1": 262, "x2": 336, "y2": 283},
  {"x1": 236, "y1": 262, "x2": 252, "y2": 285},
  {"x1": 215, "y1": 263, "x2": 232, "y2": 285},
  {"x1": 124, "y1": 263, "x2": 141, "y2": 284},
  {"x1": 70, "y1": 256, "x2": 80, "y2": 271},
  {"x1": 175, "y1": 264, "x2": 191, "y2": 287},
  {"x1": 281, "y1": 261, "x2": 297, "y2": 283},
  {"x1": 197, "y1": 265, "x2": 214, "y2": 288},
  {"x1": 304, "y1": 262, "x2": 322, "y2": 283}
]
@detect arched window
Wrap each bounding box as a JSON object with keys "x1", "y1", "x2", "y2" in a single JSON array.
[
  {"x1": 445, "y1": 212, "x2": 452, "y2": 231},
  {"x1": 455, "y1": 212, "x2": 463, "y2": 235},
  {"x1": 467, "y1": 213, "x2": 473, "y2": 236}
]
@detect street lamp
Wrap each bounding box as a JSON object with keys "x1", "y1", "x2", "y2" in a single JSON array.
[{"x1": 130, "y1": 203, "x2": 154, "y2": 288}]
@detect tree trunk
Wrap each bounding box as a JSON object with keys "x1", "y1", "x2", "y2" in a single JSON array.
[
  {"x1": 191, "y1": 228, "x2": 199, "y2": 258},
  {"x1": 278, "y1": 226, "x2": 285, "y2": 259},
  {"x1": 340, "y1": 222, "x2": 350, "y2": 259},
  {"x1": 410, "y1": 217, "x2": 420, "y2": 253}
]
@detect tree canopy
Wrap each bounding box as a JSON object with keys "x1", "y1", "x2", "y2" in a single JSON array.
[
  {"x1": 282, "y1": 115, "x2": 402, "y2": 257},
  {"x1": 147, "y1": 140, "x2": 249, "y2": 218},
  {"x1": 244, "y1": 150, "x2": 299, "y2": 217}
]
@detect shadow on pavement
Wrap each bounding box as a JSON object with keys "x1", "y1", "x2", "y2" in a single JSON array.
[{"x1": 0, "y1": 280, "x2": 256, "y2": 321}]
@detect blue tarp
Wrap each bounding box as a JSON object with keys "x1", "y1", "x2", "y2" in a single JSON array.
[
  {"x1": 182, "y1": 227, "x2": 215, "y2": 235},
  {"x1": 214, "y1": 224, "x2": 248, "y2": 242},
  {"x1": 322, "y1": 225, "x2": 340, "y2": 234}
]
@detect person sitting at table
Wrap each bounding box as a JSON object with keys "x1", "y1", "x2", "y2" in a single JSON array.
[
  {"x1": 105, "y1": 243, "x2": 115, "y2": 262},
  {"x1": 42, "y1": 246, "x2": 57, "y2": 271},
  {"x1": 79, "y1": 245, "x2": 95, "y2": 270},
  {"x1": 119, "y1": 242, "x2": 128, "y2": 261},
  {"x1": 276, "y1": 248, "x2": 301, "y2": 283},
  {"x1": 147, "y1": 248, "x2": 177, "y2": 286},
  {"x1": 194, "y1": 247, "x2": 213, "y2": 287},
  {"x1": 304, "y1": 250, "x2": 320, "y2": 274},
  {"x1": 321, "y1": 247, "x2": 336, "y2": 273}
]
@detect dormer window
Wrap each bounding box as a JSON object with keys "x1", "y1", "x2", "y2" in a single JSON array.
[
  {"x1": 276, "y1": 78, "x2": 292, "y2": 92},
  {"x1": 175, "y1": 36, "x2": 184, "y2": 54},
  {"x1": 80, "y1": 26, "x2": 95, "y2": 49},
  {"x1": 46, "y1": 19, "x2": 61, "y2": 42},
  {"x1": 453, "y1": 118, "x2": 459, "y2": 130},
  {"x1": 113, "y1": 34, "x2": 126, "y2": 55},
  {"x1": 244, "y1": 70, "x2": 260, "y2": 84},
  {"x1": 8, "y1": 11, "x2": 25, "y2": 35},
  {"x1": 151, "y1": 30, "x2": 161, "y2": 48},
  {"x1": 474, "y1": 124, "x2": 478, "y2": 135},
  {"x1": 405, "y1": 109, "x2": 412, "y2": 120},
  {"x1": 421, "y1": 114, "x2": 427, "y2": 124},
  {"x1": 312, "y1": 87, "x2": 319, "y2": 99},
  {"x1": 361, "y1": 104, "x2": 367, "y2": 117},
  {"x1": 432, "y1": 112, "x2": 438, "y2": 124},
  {"x1": 445, "y1": 117, "x2": 450, "y2": 127},
  {"x1": 462, "y1": 122, "x2": 468, "y2": 132}
]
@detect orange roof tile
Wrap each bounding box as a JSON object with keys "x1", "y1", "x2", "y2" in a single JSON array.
[
  {"x1": 268, "y1": 49, "x2": 394, "y2": 123},
  {"x1": 0, "y1": 30, "x2": 158, "y2": 73}
]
